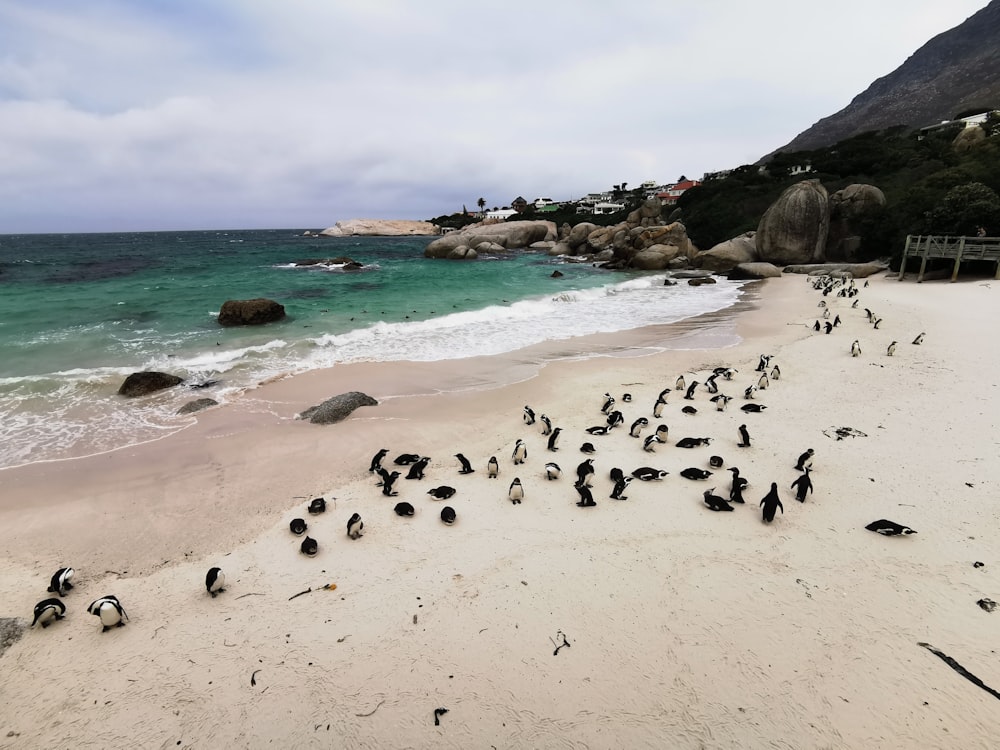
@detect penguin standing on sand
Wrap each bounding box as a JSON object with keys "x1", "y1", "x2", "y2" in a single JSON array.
[
  {"x1": 744, "y1": 385, "x2": 757, "y2": 400},
  {"x1": 523, "y1": 405, "x2": 536, "y2": 425},
  {"x1": 369, "y1": 449, "x2": 389, "y2": 474},
  {"x1": 601, "y1": 393, "x2": 616, "y2": 414},
  {"x1": 575, "y1": 482, "x2": 597, "y2": 507},
  {"x1": 704, "y1": 374, "x2": 720, "y2": 394},
  {"x1": 655, "y1": 424, "x2": 669, "y2": 443},
  {"x1": 87, "y1": 595, "x2": 128, "y2": 632},
  {"x1": 737, "y1": 424, "x2": 751, "y2": 448},
  {"x1": 539, "y1": 414, "x2": 552, "y2": 436},
  {"x1": 756, "y1": 355, "x2": 771, "y2": 372},
  {"x1": 653, "y1": 398, "x2": 666, "y2": 418},
  {"x1": 378, "y1": 469, "x2": 401, "y2": 496},
  {"x1": 757, "y1": 373, "x2": 769, "y2": 390},
  {"x1": 576, "y1": 459, "x2": 595, "y2": 487},
  {"x1": 610, "y1": 476, "x2": 632, "y2": 500},
  {"x1": 813, "y1": 320, "x2": 821, "y2": 331},
  {"x1": 205, "y1": 567, "x2": 226, "y2": 597},
  {"x1": 487, "y1": 456, "x2": 499, "y2": 478},
  {"x1": 455, "y1": 453, "x2": 475, "y2": 474},
  {"x1": 825, "y1": 322, "x2": 833, "y2": 334},
  {"x1": 606, "y1": 410, "x2": 624, "y2": 429},
  {"x1": 406, "y1": 457, "x2": 430, "y2": 480},
  {"x1": 684, "y1": 381, "x2": 700, "y2": 400},
  {"x1": 547, "y1": 427, "x2": 562, "y2": 452},
  {"x1": 512, "y1": 439, "x2": 527, "y2": 465},
  {"x1": 794, "y1": 448, "x2": 815, "y2": 471},
  {"x1": 790, "y1": 468, "x2": 813, "y2": 502},
  {"x1": 851, "y1": 340, "x2": 862, "y2": 357},
  {"x1": 771, "y1": 364, "x2": 781, "y2": 380},
  {"x1": 508, "y1": 478, "x2": 524, "y2": 505},
  {"x1": 643, "y1": 435, "x2": 662, "y2": 453},
  {"x1": 47, "y1": 567, "x2": 75, "y2": 597},
  {"x1": 886, "y1": 341, "x2": 897, "y2": 357},
  {"x1": 760, "y1": 483, "x2": 784, "y2": 523},
  {"x1": 629, "y1": 417, "x2": 649, "y2": 438},
  {"x1": 545, "y1": 462, "x2": 561, "y2": 480},
  {"x1": 347, "y1": 512, "x2": 364, "y2": 539},
  {"x1": 912, "y1": 332, "x2": 925, "y2": 345},
  {"x1": 32, "y1": 598, "x2": 66, "y2": 628},
  {"x1": 729, "y1": 467, "x2": 747, "y2": 504},
  {"x1": 657, "y1": 387, "x2": 672, "y2": 403},
  {"x1": 712, "y1": 394, "x2": 732, "y2": 412}
]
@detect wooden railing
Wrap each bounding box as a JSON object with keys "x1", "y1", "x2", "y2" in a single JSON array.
[{"x1": 899, "y1": 235, "x2": 1000, "y2": 281}]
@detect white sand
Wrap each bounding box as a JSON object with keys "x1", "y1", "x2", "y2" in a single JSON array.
[{"x1": 2, "y1": 274, "x2": 1000, "y2": 749}]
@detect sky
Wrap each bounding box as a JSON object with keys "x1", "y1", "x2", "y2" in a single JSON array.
[{"x1": 0, "y1": 0, "x2": 990, "y2": 233}]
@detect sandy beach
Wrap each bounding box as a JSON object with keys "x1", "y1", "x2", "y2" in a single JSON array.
[{"x1": 3, "y1": 272, "x2": 1000, "y2": 749}]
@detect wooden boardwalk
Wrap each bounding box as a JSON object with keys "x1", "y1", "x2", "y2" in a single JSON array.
[{"x1": 899, "y1": 234, "x2": 1000, "y2": 282}]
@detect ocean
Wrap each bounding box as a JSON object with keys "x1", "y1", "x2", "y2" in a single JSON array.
[{"x1": 0, "y1": 229, "x2": 746, "y2": 469}]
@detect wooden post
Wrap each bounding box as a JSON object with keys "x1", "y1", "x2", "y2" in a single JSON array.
[
  {"x1": 899, "y1": 235, "x2": 912, "y2": 281},
  {"x1": 951, "y1": 236, "x2": 965, "y2": 282}
]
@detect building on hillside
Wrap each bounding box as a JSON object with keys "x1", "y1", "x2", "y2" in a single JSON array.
[
  {"x1": 919, "y1": 110, "x2": 997, "y2": 137},
  {"x1": 486, "y1": 208, "x2": 518, "y2": 220},
  {"x1": 511, "y1": 196, "x2": 529, "y2": 213},
  {"x1": 533, "y1": 197, "x2": 559, "y2": 210},
  {"x1": 592, "y1": 202, "x2": 626, "y2": 215},
  {"x1": 703, "y1": 169, "x2": 732, "y2": 181},
  {"x1": 655, "y1": 178, "x2": 702, "y2": 205}
]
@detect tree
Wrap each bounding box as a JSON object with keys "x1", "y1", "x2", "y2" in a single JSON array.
[
  {"x1": 477, "y1": 197, "x2": 486, "y2": 213},
  {"x1": 924, "y1": 182, "x2": 1000, "y2": 236}
]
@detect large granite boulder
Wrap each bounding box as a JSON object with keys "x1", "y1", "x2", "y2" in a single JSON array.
[
  {"x1": 953, "y1": 125, "x2": 986, "y2": 153},
  {"x1": 218, "y1": 299, "x2": 286, "y2": 327},
  {"x1": 447, "y1": 246, "x2": 478, "y2": 260},
  {"x1": 756, "y1": 179, "x2": 829, "y2": 265},
  {"x1": 320, "y1": 219, "x2": 438, "y2": 237},
  {"x1": 827, "y1": 184, "x2": 886, "y2": 261},
  {"x1": 118, "y1": 371, "x2": 184, "y2": 398},
  {"x1": 728, "y1": 262, "x2": 783, "y2": 279},
  {"x1": 566, "y1": 222, "x2": 599, "y2": 252},
  {"x1": 177, "y1": 398, "x2": 219, "y2": 415},
  {"x1": 632, "y1": 244, "x2": 683, "y2": 270},
  {"x1": 626, "y1": 197, "x2": 665, "y2": 225},
  {"x1": 782, "y1": 262, "x2": 888, "y2": 278},
  {"x1": 695, "y1": 232, "x2": 759, "y2": 272},
  {"x1": 424, "y1": 221, "x2": 557, "y2": 258},
  {"x1": 299, "y1": 391, "x2": 379, "y2": 424}
]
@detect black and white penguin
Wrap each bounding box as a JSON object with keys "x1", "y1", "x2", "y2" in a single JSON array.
[
  {"x1": 681, "y1": 405, "x2": 698, "y2": 415},
  {"x1": 642, "y1": 435, "x2": 661, "y2": 452},
  {"x1": 728, "y1": 467, "x2": 747, "y2": 504},
  {"x1": 47, "y1": 567, "x2": 75, "y2": 597},
  {"x1": 912, "y1": 332, "x2": 925, "y2": 345},
  {"x1": 308, "y1": 497, "x2": 326, "y2": 514},
  {"x1": 610, "y1": 476, "x2": 632, "y2": 500},
  {"x1": 606, "y1": 410, "x2": 624, "y2": 429},
  {"x1": 508, "y1": 478, "x2": 524, "y2": 505},
  {"x1": 347, "y1": 512, "x2": 364, "y2": 539},
  {"x1": 757, "y1": 373, "x2": 769, "y2": 390},
  {"x1": 794, "y1": 448, "x2": 815, "y2": 471},
  {"x1": 629, "y1": 417, "x2": 649, "y2": 438},
  {"x1": 886, "y1": 341, "x2": 897, "y2": 357},
  {"x1": 770, "y1": 364, "x2": 781, "y2": 380},
  {"x1": 576, "y1": 459, "x2": 595, "y2": 487},
  {"x1": 653, "y1": 398, "x2": 666, "y2": 418},
  {"x1": 704, "y1": 374, "x2": 720, "y2": 394},
  {"x1": 655, "y1": 424, "x2": 669, "y2": 443},
  {"x1": 455, "y1": 453, "x2": 475, "y2": 474},
  {"x1": 547, "y1": 428, "x2": 563, "y2": 452},
  {"x1": 676, "y1": 436, "x2": 711, "y2": 448},
  {"x1": 600, "y1": 393, "x2": 616, "y2": 414},
  {"x1": 512, "y1": 439, "x2": 527, "y2": 465},
  {"x1": 865, "y1": 519, "x2": 917, "y2": 536},
  {"x1": 622, "y1": 393, "x2": 632, "y2": 402},
  {"x1": 813, "y1": 320, "x2": 821, "y2": 331},
  {"x1": 721, "y1": 367, "x2": 737, "y2": 381},
  {"x1": 369, "y1": 448, "x2": 389, "y2": 473},
  {"x1": 759, "y1": 483, "x2": 784, "y2": 523},
  {"x1": 487, "y1": 456, "x2": 499, "y2": 478},
  {"x1": 290, "y1": 518, "x2": 307, "y2": 535},
  {"x1": 743, "y1": 384, "x2": 757, "y2": 400},
  {"x1": 851, "y1": 299, "x2": 859, "y2": 309},
  {"x1": 205, "y1": 567, "x2": 226, "y2": 597},
  {"x1": 87, "y1": 595, "x2": 128, "y2": 632},
  {"x1": 406, "y1": 457, "x2": 430, "y2": 480},
  {"x1": 824, "y1": 321, "x2": 833, "y2": 334},
  {"x1": 675, "y1": 375, "x2": 686, "y2": 392},
  {"x1": 545, "y1": 462, "x2": 561, "y2": 480},
  {"x1": 379, "y1": 469, "x2": 401, "y2": 496},
  {"x1": 755, "y1": 354, "x2": 771, "y2": 372},
  {"x1": 657, "y1": 387, "x2": 672, "y2": 402},
  {"x1": 610, "y1": 467, "x2": 624, "y2": 484},
  {"x1": 711, "y1": 394, "x2": 732, "y2": 412},
  {"x1": 393, "y1": 502, "x2": 415, "y2": 517},
  {"x1": 539, "y1": 414, "x2": 553, "y2": 436},
  {"x1": 440, "y1": 506, "x2": 457, "y2": 525},
  {"x1": 709, "y1": 455, "x2": 724, "y2": 469},
  {"x1": 737, "y1": 424, "x2": 751, "y2": 448},
  {"x1": 683, "y1": 381, "x2": 700, "y2": 400},
  {"x1": 851, "y1": 340, "x2": 861, "y2": 357},
  {"x1": 427, "y1": 486, "x2": 456, "y2": 500},
  {"x1": 631, "y1": 467, "x2": 669, "y2": 481},
  {"x1": 741, "y1": 403, "x2": 766, "y2": 413},
  {"x1": 31, "y1": 598, "x2": 66, "y2": 628},
  {"x1": 680, "y1": 467, "x2": 712, "y2": 480},
  {"x1": 523, "y1": 405, "x2": 536, "y2": 425},
  {"x1": 833, "y1": 314, "x2": 841, "y2": 327},
  {"x1": 790, "y1": 468, "x2": 813, "y2": 502},
  {"x1": 394, "y1": 453, "x2": 421, "y2": 465},
  {"x1": 300, "y1": 536, "x2": 319, "y2": 555},
  {"x1": 575, "y1": 483, "x2": 597, "y2": 507},
  {"x1": 873, "y1": 317, "x2": 882, "y2": 330},
  {"x1": 703, "y1": 489, "x2": 734, "y2": 512},
  {"x1": 585, "y1": 425, "x2": 610, "y2": 435},
  {"x1": 580, "y1": 442, "x2": 597, "y2": 454},
  {"x1": 822, "y1": 308, "x2": 830, "y2": 320}
]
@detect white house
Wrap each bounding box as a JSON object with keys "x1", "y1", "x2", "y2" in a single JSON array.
[{"x1": 486, "y1": 208, "x2": 518, "y2": 220}]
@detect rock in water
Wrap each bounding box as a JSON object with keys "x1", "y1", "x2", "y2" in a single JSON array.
[
  {"x1": 299, "y1": 391, "x2": 379, "y2": 424},
  {"x1": 118, "y1": 371, "x2": 184, "y2": 398},
  {"x1": 217, "y1": 298, "x2": 286, "y2": 327},
  {"x1": 177, "y1": 398, "x2": 219, "y2": 415}
]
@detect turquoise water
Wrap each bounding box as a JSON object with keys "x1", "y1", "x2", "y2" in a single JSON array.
[{"x1": 0, "y1": 229, "x2": 745, "y2": 467}]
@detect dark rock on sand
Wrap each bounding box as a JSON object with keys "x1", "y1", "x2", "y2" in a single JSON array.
[
  {"x1": 217, "y1": 298, "x2": 286, "y2": 327},
  {"x1": 299, "y1": 391, "x2": 379, "y2": 424},
  {"x1": 177, "y1": 398, "x2": 219, "y2": 415},
  {"x1": 118, "y1": 371, "x2": 184, "y2": 398}
]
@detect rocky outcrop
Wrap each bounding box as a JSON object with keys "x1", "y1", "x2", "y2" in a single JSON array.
[
  {"x1": 728, "y1": 262, "x2": 783, "y2": 279},
  {"x1": 299, "y1": 391, "x2": 379, "y2": 424},
  {"x1": 756, "y1": 180, "x2": 829, "y2": 265},
  {"x1": 695, "y1": 232, "x2": 759, "y2": 272},
  {"x1": 118, "y1": 372, "x2": 184, "y2": 398},
  {"x1": 827, "y1": 184, "x2": 886, "y2": 261},
  {"x1": 293, "y1": 256, "x2": 364, "y2": 270},
  {"x1": 424, "y1": 221, "x2": 557, "y2": 258},
  {"x1": 953, "y1": 125, "x2": 987, "y2": 153},
  {"x1": 217, "y1": 299, "x2": 286, "y2": 327},
  {"x1": 320, "y1": 219, "x2": 438, "y2": 237},
  {"x1": 177, "y1": 398, "x2": 219, "y2": 415},
  {"x1": 782, "y1": 262, "x2": 888, "y2": 278}
]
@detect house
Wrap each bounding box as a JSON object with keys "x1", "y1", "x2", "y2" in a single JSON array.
[
  {"x1": 592, "y1": 202, "x2": 626, "y2": 215},
  {"x1": 919, "y1": 110, "x2": 997, "y2": 137},
  {"x1": 486, "y1": 208, "x2": 518, "y2": 220},
  {"x1": 533, "y1": 197, "x2": 558, "y2": 210},
  {"x1": 656, "y1": 178, "x2": 702, "y2": 205},
  {"x1": 511, "y1": 196, "x2": 529, "y2": 213}
]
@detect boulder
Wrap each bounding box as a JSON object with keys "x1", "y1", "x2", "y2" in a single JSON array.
[
  {"x1": 782, "y1": 262, "x2": 888, "y2": 278},
  {"x1": 447, "y1": 246, "x2": 478, "y2": 260},
  {"x1": 118, "y1": 371, "x2": 184, "y2": 398},
  {"x1": 632, "y1": 244, "x2": 682, "y2": 270},
  {"x1": 299, "y1": 391, "x2": 379, "y2": 424},
  {"x1": 827, "y1": 184, "x2": 886, "y2": 261},
  {"x1": 566, "y1": 222, "x2": 599, "y2": 250},
  {"x1": 728, "y1": 262, "x2": 783, "y2": 279},
  {"x1": 473, "y1": 242, "x2": 506, "y2": 254},
  {"x1": 424, "y1": 221, "x2": 557, "y2": 258},
  {"x1": 548, "y1": 241, "x2": 573, "y2": 256},
  {"x1": 529, "y1": 241, "x2": 556, "y2": 249},
  {"x1": 670, "y1": 270, "x2": 715, "y2": 279},
  {"x1": 756, "y1": 179, "x2": 829, "y2": 265},
  {"x1": 177, "y1": 398, "x2": 219, "y2": 415},
  {"x1": 550, "y1": 270, "x2": 564, "y2": 278},
  {"x1": 293, "y1": 256, "x2": 364, "y2": 270},
  {"x1": 320, "y1": 219, "x2": 438, "y2": 237},
  {"x1": 218, "y1": 299, "x2": 286, "y2": 327},
  {"x1": 953, "y1": 125, "x2": 986, "y2": 153},
  {"x1": 695, "y1": 232, "x2": 759, "y2": 272},
  {"x1": 688, "y1": 277, "x2": 718, "y2": 286}
]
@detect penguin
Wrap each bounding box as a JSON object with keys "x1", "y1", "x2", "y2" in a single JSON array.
[
  {"x1": 912, "y1": 332, "x2": 925, "y2": 345},
  {"x1": 487, "y1": 456, "x2": 499, "y2": 478},
  {"x1": 813, "y1": 320, "x2": 821, "y2": 331},
  {"x1": 610, "y1": 467, "x2": 625, "y2": 484},
  {"x1": 455, "y1": 453, "x2": 475, "y2": 474},
  {"x1": 427, "y1": 486, "x2": 456, "y2": 500},
  {"x1": 406, "y1": 457, "x2": 430, "y2": 480},
  {"x1": 743, "y1": 384, "x2": 757, "y2": 400},
  {"x1": 728, "y1": 467, "x2": 747, "y2": 504},
  {"x1": 755, "y1": 354, "x2": 771, "y2": 372},
  {"x1": 680, "y1": 468, "x2": 712, "y2": 480},
  {"x1": 394, "y1": 453, "x2": 421, "y2": 465},
  {"x1": 576, "y1": 459, "x2": 595, "y2": 487},
  {"x1": 757, "y1": 373, "x2": 769, "y2": 390},
  {"x1": 759, "y1": 483, "x2": 784, "y2": 523},
  {"x1": 548, "y1": 427, "x2": 565, "y2": 451},
  {"x1": 393, "y1": 502, "x2": 415, "y2": 517},
  {"x1": 31, "y1": 598, "x2": 66, "y2": 628},
  {"x1": 704, "y1": 374, "x2": 720, "y2": 394},
  {"x1": 851, "y1": 299, "x2": 859, "y2": 308},
  {"x1": 300, "y1": 536, "x2": 319, "y2": 555},
  {"x1": 737, "y1": 424, "x2": 751, "y2": 448},
  {"x1": 523, "y1": 405, "x2": 536, "y2": 425},
  {"x1": 440, "y1": 506, "x2": 457, "y2": 525},
  {"x1": 205, "y1": 567, "x2": 226, "y2": 597},
  {"x1": 657, "y1": 387, "x2": 672, "y2": 402},
  {"x1": 87, "y1": 595, "x2": 128, "y2": 632},
  {"x1": 675, "y1": 375, "x2": 686, "y2": 391},
  {"x1": 380, "y1": 470, "x2": 401, "y2": 496},
  {"x1": 653, "y1": 398, "x2": 666, "y2": 418},
  {"x1": 369, "y1": 448, "x2": 389, "y2": 473},
  {"x1": 585, "y1": 425, "x2": 610, "y2": 435},
  {"x1": 683, "y1": 381, "x2": 700, "y2": 400},
  {"x1": 833, "y1": 314, "x2": 841, "y2": 327},
  {"x1": 681, "y1": 406, "x2": 698, "y2": 415},
  {"x1": 600, "y1": 393, "x2": 615, "y2": 414},
  {"x1": 621, "y1": 393, "x2": 632, "y2": 402},
  {"x1": 508, "y1": 478, "x2": 524, "y2": 505},
  {"x1": 822, "y1": 308, "x2": 830, "y2": 320},
  {"x1": 865, "y1": 519, "x2": 917, "y2": 536},
  {"x1": 709, "y1": 455, "x2": 724, "y2": 469},
  {"x1": 711, "y1": 394, "x2": 732, "y2": 412},
  {"x1": 47, "y1": 567, "x2": 75, "y2": 597},
  {"x1": 545, "y1": 462, "x2": 562, "y2": 480},
  {"x1": 539, "y1": 414, "x2": 552, "y2": 436},
  {"x1": 721, "y1": 368, "x2": 737, "y2": 381},
  {"x1": 610, "y1": 476, "x2": 632, "y2": 500},
  {"x1": 512, "y1": 439, "x2": 527, "y2": 465},
  {"x1": 864, "y1": 308, "x2": 873, "y2": 322},
  {"x1": 642, "y1": 435, "x2": 661, "y2": 452},
  {"x1": 606, "y1": 410, "x2": 624, "y2": 429},
  {"x1": 770, "y1": 364, "x2": 781, "y2": 380},
  {"x1": 629, "y1": 417, "x2": 649, "y2": 438},
  {"x1": 347, "y1": 512, "x2": 364, "y2": 539},
  {"x1": 873, "y1": 318, "x2": 882, "y2": 330},
  {"x1": 308, "y1": 497, "x2": 326, "y2": 514},
  {"x1": 851, "y1": 340, "x2": 861, "y2": 357},
  {"x1": 580, "y1": 442, "x2": 597, "y2": 454},
  {"x1": 741, "y1": 403, "x2": 766, "y2": 413},
  {"x1": 631, "y1": 467, "x2": 669, "y2": 481},
  {"x1": 655, "y1": 424, "x2": 669, "y2": 443},
  {"x1": 703, "y1": 489, "x2": 734, "y2": 512},
  {"x1": 676, "y1": 436, "x2": 711, "y2": 448},
  {"x1": 790, "y1": 467, "x2": 813, "y2": 502},
  {"x1": 575, "y1": 482, "x2": 597, "y2": 507},
  {"x1": 886, "y1": 341, "x2": 897, "y2": 356},
  {"x1": 824, "y1": 321, "x2": 833, "y2": 334},
  {"x1": 289, "y1": 518, "x2": 307, "y2": 535},
  {"x1": 794, "y1": 448, "x2": 815, "y2": 471}
]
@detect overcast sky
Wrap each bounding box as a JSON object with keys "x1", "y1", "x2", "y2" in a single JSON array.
[{"x1": 0, "y1": 0, "x2": 989, "y2": 233}]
